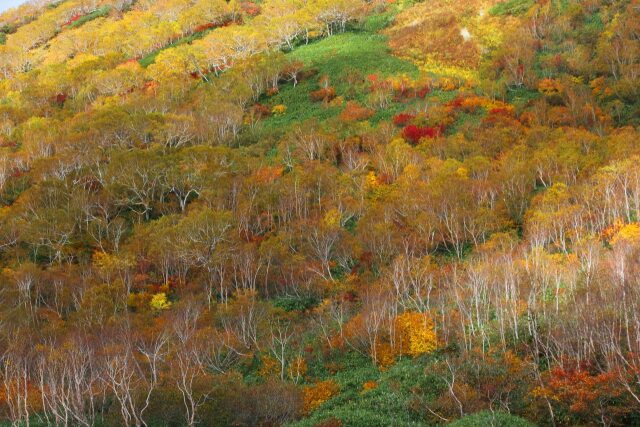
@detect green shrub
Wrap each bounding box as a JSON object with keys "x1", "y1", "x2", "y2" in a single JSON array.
[
  {"x1": 489, "y1": 0, "x2": 535, "y2": 16},
  {"x1": 67, "y1": 6, "x2": 111, "y2": 29},
  {"x1": 450, "y1": 411, "x2": 537, "y2": 427},
  {"x1": 273, "y1": 295, "x2": 320, "y2": 312}
]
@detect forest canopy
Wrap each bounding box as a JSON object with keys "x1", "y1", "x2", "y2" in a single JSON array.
[{"x1": 0, "y1": 0, "x2": 639, "y2": 425}]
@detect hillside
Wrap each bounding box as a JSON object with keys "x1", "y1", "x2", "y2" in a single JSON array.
[{"x1": 0, "y1": 0, "x2": 639, "y2": 425}]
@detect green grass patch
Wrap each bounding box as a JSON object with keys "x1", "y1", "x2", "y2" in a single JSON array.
[
  {"x1": 450, "y1": 411, "x2": 537, "y2": 427},
  {"x1": 66, "y1": 6, "x2": 110, "y2": 29},
  {"x1": 506, "y1": 86, "x2": 540, "y2": 109},
  {"x1": 358, "y1": 8, "x2": 398, "y2": 33},
  {"x1": 0, "y1": 24, "x2": 15, "y2": 45},
  {"x1": 489, "y1": 0, "x2": 535, "y2": 16},
  {"x1": 273, "y1": 294, "x2": 320, "y2": 312},
  {"x1": 291, "y1": 354, "x2": 444, "y2": 427},
  {"x1": 261, "y1": 32, "x2": 418, "y2": 132}
]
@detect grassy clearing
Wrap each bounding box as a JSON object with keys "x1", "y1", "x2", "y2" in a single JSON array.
[
  {"x1": 261, "y1": 32, "x2": 418, "y2": 131},
  {"x1": 450, "y1": 411, "x2": 537, "y2": 427},
  {"x1": 290, "y1": 354, "x2": 444, "y2": 427}
]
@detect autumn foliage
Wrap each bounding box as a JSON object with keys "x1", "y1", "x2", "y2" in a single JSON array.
[
  {"x1": 394, "y1": 312, "x2": 437, "y2": 357},
  {"x1": 302, "y1": 380, "x2": 340, "y2": 414},
  {"x1": 401, "y1": 124, "x2": 442, "y2": 144},
  {"x1": 0, "y1": 0, "x2": 640, "y2": 425}
]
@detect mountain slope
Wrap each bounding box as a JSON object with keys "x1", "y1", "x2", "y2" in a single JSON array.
[{"x1": 0, "y1": 0, "x2": 639, "y2": 426}]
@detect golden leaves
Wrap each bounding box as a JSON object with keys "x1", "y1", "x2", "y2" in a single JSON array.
[
  {"x1": 302, "y1": 379, "x2": 340, "y2": 414},
  {"x1": 395, "y1": 311, "x2": 438, "y2": 357}
]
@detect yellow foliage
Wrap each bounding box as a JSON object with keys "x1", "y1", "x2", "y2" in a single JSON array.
[
  {"x1": 417, "y1": 57, "x2": 479, "y2": 82},
  {"x1": 271, "y1": 104, "x2": 287, "y2": 115},
  {"x1": 570, "y1": 75, "x2": 584, "y2": 85},
  {"x1": 395, "y1": 311, "x2": 437, "y2": 357},
  {"x1": 302, "y1": 380, "x2": 339, "y2": 414},
  {"x1": 93, "y1": 251, "x2": 135, "y2": 278},
  {"x1": 149, "y1": 292, "x2": 171, "y2": 310},
  {"x1": 365, "y1": 171, "x2": 381, "y2": 189},
  {"x1": 456, "y1": 167, "x2": 469, "y2": 178},
  {"x1": 323, "y1": 208, "x2": 342, "y2": 228},
  {"x1": 611, "y1": 223, "x2": 640, "y2": 247}
]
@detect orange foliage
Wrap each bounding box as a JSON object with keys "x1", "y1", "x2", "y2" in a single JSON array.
[
  {"x1": 302, "y1": 380, "x2": 340, "y2": 414},
  {"x1": 459, "y1": 96, "x2": 486, "y2": 113},
  {"x1": 254, "y1": 166, "x2": 284, "y2": 183},
  {"x1": 0, "y1": 381, "x2": 42, "y2": 414},
  {"x1": 362, "y1": 380, "x2": 377, "y2": 392},
  {"x1": 532, "y1": 364, "x2": 630, "y2": 422},
  {"x1": 310, "y1": 87, "x2": 337, "y2": 102},
  {"x1": 601, "y1": 219, "x2": 625, "y2": 243},
  {"x1": 538, "y1": 78, "x2": 563, "y2": 95},
  {"x1": 375, "y1": 342, "x2": 396, "y2": 370},
  {"x1": 339, "y1": 102, "x2": 374, "y2": 122}
]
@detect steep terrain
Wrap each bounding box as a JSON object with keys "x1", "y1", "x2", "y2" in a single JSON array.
[{"x1": 0, "y1": 0, "x2": 639, "y2": 425}]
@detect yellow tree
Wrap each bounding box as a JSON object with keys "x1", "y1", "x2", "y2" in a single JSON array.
[{"x1": 395, "y1": 311, "x2": 437, "y2": 357}]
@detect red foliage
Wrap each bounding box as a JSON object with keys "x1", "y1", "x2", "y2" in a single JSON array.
[
  {"x1": 416, "y1": 86, "x2": 430, "y2": 98},
  {"x1": 447, "y1": 96, "x2": 465, "y2": 109},
  {"x1": 52, "y1": 93, "x2": 67, "y2": 106},
  {"x1": 488, "y1": 107, "x2": 513, "y2": 116},
  {"x1": 251, "y1": 103, "x2": 271, "y2": 118},
  {"x1": 368, "y1": 76, "x2": 391, "y2": 93},
  {"x1": 402, "y1": 124, "x2": 442, "y2": 144},
  {"x1": 193, "y1": 22, "x2": 217, "y2": 33},
  {"x1": 240, "y1": 1, "x2": 261, "y2": 16},
  {"x1": 62, "y1": 14, "x2": 82, "y2": 27},
  {"x1": 392, "y1": 113, "x2": 415, "y2": 126},
  {"x1": 535, "y1": 362, "x2": 631, "y2": 422}
]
